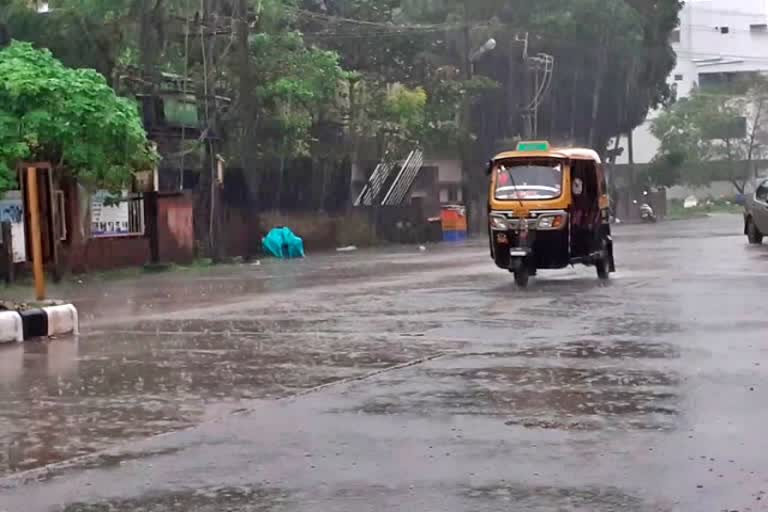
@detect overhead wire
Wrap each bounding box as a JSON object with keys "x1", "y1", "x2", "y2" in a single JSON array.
[
  {"x1": 157, "y1": 14, "x2": 768, "y2": 69},
  {"x1": 287, "y1": 6, "x2": 453, "y2": 30}
]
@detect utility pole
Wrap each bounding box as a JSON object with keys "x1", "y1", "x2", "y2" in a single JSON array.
[
  {"x1": 26, "y1": 167, "x2": 45, "y2": 300},
  {"x1": 514, "y1": 33, "x2": 553, "y2": 140},
  {"x1": 236, "y1": 0, "x2": 253, "y2": 163},
  {"x1": 195, "y1": 0, "x2": 230, "y2": 261},
  {"x1": 523, "y1": 53, "x2": 554, "y2": 139},
  {"x1": 460, "y1": 0, "x2": 472, "y2": 232}
]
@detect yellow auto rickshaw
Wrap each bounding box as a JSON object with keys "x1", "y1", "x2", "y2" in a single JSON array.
[{"x1": 487, "y1": 141, "x2": 615, "y2": 287}]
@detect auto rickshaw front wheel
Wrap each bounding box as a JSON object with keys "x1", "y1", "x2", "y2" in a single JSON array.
[{"x1": 596, "y1": 256, "x2": 610, "y2": 280}]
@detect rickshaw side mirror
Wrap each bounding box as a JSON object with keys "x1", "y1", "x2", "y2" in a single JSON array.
[{"x1": 485, "y1": 160, "x2": 494, "y2": 176}]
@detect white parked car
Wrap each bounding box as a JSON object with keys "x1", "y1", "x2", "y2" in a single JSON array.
[{"x1": 744, "y1": 178, "x2": 768, "y2": 244}]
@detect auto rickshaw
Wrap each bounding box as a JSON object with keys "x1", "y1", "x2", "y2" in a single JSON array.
[{"x1": 487, "y1": 141, "x2": 615, "y2": 287}]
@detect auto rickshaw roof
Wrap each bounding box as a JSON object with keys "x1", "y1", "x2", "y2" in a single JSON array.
[{"x1": 493, "y1": 141, "x2": 601, "y2": 164}]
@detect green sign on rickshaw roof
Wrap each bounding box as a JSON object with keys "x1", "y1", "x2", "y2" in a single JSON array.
[{"x1": 516, "y1": 141, "x2": 550, "y2": 152}]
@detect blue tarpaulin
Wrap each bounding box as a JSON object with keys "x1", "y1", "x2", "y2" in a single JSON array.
[{"x1": 262, "y1": 227, "x2": 305, "y2": 259}]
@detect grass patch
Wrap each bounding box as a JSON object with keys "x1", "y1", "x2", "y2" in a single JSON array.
[{"x1": 666, "y1": 198, "x2": 743, "y2": 220}]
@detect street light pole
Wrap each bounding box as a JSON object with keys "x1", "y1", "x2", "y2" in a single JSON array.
[{"x1": 460, "y1": 26, "x2": 497, "y2": 234}]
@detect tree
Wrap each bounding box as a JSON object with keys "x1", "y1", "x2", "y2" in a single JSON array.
[
  {"x1": 0, "y1": 41, "x2": 156, "y2": 193},
  {"x1": 248, "y1": 29, "x2": 348, "y2": 159},
  {"x1": 4, "y1": 0, "x2": 680, "y2": 220},
  {"x1": 526, "y1": 0, "x2": 680, "y2": 151},
  {"x1": 651, "y1": 83, "x2": 768, "y2": 194}
]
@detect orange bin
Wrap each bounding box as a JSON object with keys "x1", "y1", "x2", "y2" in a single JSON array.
[{"x1": 441, "y1": 205, "x2": 467, "y2": 241}]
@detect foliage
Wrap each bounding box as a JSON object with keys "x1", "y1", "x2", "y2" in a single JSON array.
[
  {"x1": 2, "y1": 1, "x2": 124, "y2": 78},
  {"x1": 2, "y1": 0, "x2": 681, "y2": 196},
  {"x1": 652, "y1": 83, "x2": 768, "y2": 193},
  {"x1": 0, "y1": 41, "x2": 156, "y2": 192},
  {"x1": 644, "y1": 151, "x2": 683, "y2": 188},
  {"x1": 379, "y1": 84, "x2": 427, "y2": 148},
  {"x1": 296, "y1": 0, "x2": 683, "y2": 169},
  {"x1": 250, "y1": 29, "x2": 348, "y2": 158},
  {"x1": 526, "y1": 0, "x2": 679, "y2": 148},
  {"x1": 422, "y1": 76, "x2": 497, "y2": 150}
]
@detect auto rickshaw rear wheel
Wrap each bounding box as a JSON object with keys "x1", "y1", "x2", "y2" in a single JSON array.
[
  {"x1": 747, "y1": 218, "x2": 763, "y2": 244},
  {"x1": 514, "y1": 267, "x2": 529, "y2": 287},
  {"x1": 596, "y1": 239, "x2": 611, "y2": 280}
]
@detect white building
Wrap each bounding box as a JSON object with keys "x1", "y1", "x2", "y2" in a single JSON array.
[{"x1": 616, "y1": 0, "x2": 768, "y2": 167}]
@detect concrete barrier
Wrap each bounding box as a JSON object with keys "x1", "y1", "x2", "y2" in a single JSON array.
[
  {"x1": 42, "y1": 304, "x2": 79, "y2": 337},
  {"x1": 0, "y1": 304, "x2": 79, "y2": 342},
  {"x1": 20, "y1": 309, "x2": 48, "y2": 339},
  {"x1": 0, "y1": 310, "x2": 23, "y2": 343}
]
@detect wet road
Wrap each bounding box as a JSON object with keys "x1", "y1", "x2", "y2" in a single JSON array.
[{"x1": 1, "y1": 214, "x2": 768, "y2": 511}]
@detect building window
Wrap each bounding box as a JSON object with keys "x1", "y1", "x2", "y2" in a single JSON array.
[
  {"x1": 440, "y1": 186, "x2": 461, "y2": 204},
  {"x1": 700, "y1": 71, "x2": 759, "y2": 93},
  {"x1": 670, "y1": 30, "x2": 680, "y2": 43},
  {"x1": 720, "y1": 26, "x2": 730, "y2": 34},
  {"x1": 674, "y1": 74, "x2": 683, "y2": 81},
  {"x1": 90, "y1": 191, "x2": 145, "y2": 238}
]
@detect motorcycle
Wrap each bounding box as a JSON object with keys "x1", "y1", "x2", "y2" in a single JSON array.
[{"x1": 640, "y1": 203, "x2": 657, "y2": 223}]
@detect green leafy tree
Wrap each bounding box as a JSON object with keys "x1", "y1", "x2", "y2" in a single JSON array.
[
  {"x1": 652, "y1": 84, "x2": 768, "y2": 193},
  {"x1": 363, "y1": 83, "x2": 427, "y2": 156},
  {"x1": 0, "y1": 41, "x2": 156, "y2": 192},
  {"x1": 249, "y1": 29, "x2": 348, "y2": 159}
]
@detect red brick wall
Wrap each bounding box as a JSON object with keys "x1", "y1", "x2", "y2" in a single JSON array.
[
  {"x1": 157, "y1": 193, "x2": 194, "y2": 264},
  {"x1": 68, "y1": 236, "x2": 151, "y2": 272},
  {"x1": 59, "y1": 180, "x2": 152, "y2": 273}
]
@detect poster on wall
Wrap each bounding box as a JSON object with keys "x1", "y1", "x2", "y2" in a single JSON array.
[
  {"x1": 91, "y1": 190, "x2": 130, "y2": 237},
  {"x1": 0, "y1": 191, "x2": 27, "y2": 262}
]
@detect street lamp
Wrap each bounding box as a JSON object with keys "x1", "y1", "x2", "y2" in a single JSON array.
[
  {"x1": 461, "y1": 38, "x2": 496, "y2": 233},
  {"x1": 469, "y1": 38, "x2": 497, "y2": 76},
  {"x1": 471, "y1": 38, "x2": 497, "y2": 62}
]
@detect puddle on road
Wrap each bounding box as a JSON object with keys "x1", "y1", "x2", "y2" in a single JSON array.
[
  {"x1": 334, "y1": 348, "x2": 681, "y2": 432},
  {"x1": 447, "y1": 366, "x2": 679, "y2": 387},
  {"x1": 464, "y1": 483, "x2": 670, "y2": 512},
  {"x1": 592, "y1": 317, "x2": 681, "y2": 338},
  {"x1": 60, "y1": 486, "x2": 292, "y2": 512},
  {"x1": 55, "y1": 482, "x2": 667, "y2": 512},
  {"x1": 0, "y1": 327, "x2": 457, "y2": 476},
  {"x1": 345, "y1": 385, "x2": 678, "y2": 432},
  {"x1": 478, "y1": 339, "x2": 681, "y2": 360},
  {"x1": 123, "y1": 315, "x2": 447, "y2": 337}
]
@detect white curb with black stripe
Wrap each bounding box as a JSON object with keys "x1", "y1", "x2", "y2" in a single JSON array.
[
  {"x1": 0, "y1": 304, "x2": 79, "y2": 343},
  {"x1": 43, "y1": 304, "x2": 79, "y2": 337},
  {"x1": 0, "y1": 310, "x2": 24, "y2": 343}
]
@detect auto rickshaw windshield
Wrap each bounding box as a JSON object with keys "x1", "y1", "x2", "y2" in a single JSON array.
[{"x1": 495, "y1": 160, "x2": 563, "y2": 201}]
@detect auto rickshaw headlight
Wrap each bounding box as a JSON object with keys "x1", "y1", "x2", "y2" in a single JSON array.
[
  {"x1": 537, "y1": 214, "x2": 565, "y2": 230},
  {"x1": 490, "y1": 215, "x2": 509, "y2": 231}
]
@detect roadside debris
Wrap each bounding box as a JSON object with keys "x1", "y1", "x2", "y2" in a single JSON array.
[{"x1": 336, "y1": 246, "x2": 358, "y2": 253}]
